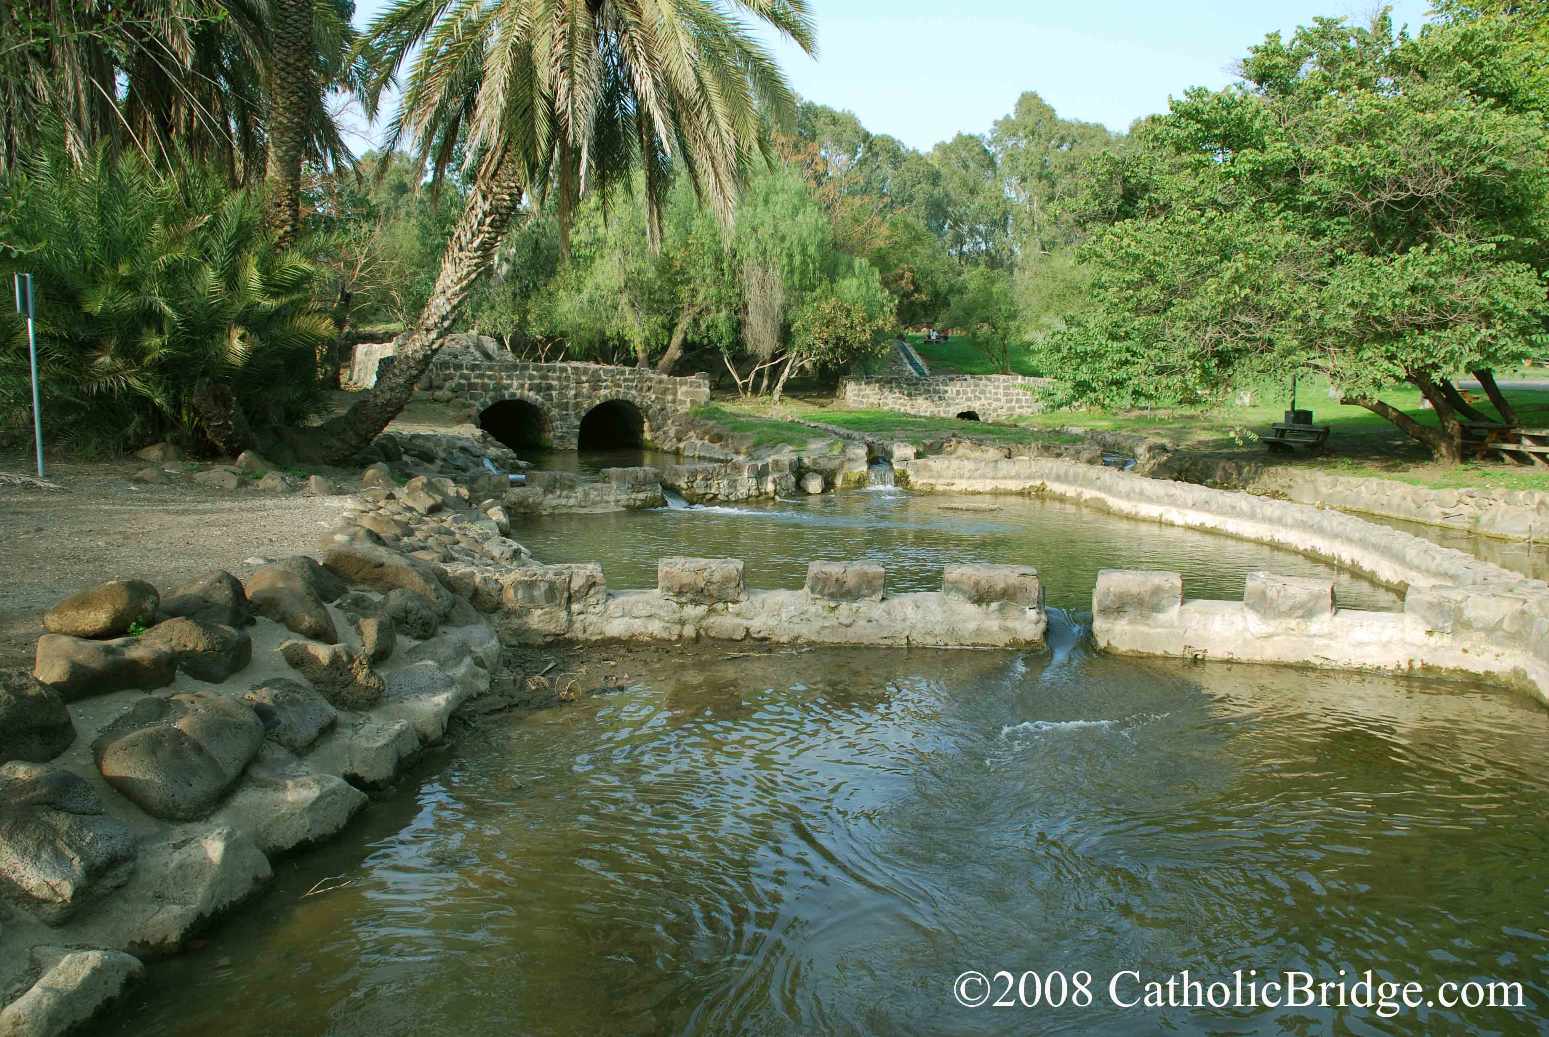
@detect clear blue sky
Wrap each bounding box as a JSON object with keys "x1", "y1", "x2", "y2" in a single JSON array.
[{"x1": 346, "y1": 0, "x2": 1434, "y2": 152}]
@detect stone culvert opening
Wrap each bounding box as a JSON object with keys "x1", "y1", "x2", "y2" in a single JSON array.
[
  {"x1": 578, "y1": 399, "x2": 646, "y2": 451},
  {"x1": 956, "y1": 411, "x2": 981, "y2": 422},
  {"x1": 479, "y1": 399, "x2": 551, "y2": 451}
]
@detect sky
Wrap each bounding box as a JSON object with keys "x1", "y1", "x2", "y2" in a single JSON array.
[{"x1": 345, "y1": 0, "x2": 1435, "y2": 153}]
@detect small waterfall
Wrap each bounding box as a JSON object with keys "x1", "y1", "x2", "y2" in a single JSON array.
[
  {"x1": 661, "y1": 487, "x2": 690, "y2": 509},
  {"x1": 867, "y1": 460, "x2": 896, "y2": 490}
]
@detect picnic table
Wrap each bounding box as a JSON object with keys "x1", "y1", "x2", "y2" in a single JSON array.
[
  {"x1": 1264, "y1": 421, "x2": 1330, "y2": 452},
  {"x1": 1487, "y1": 427, "x2": 1549, "y2": 467}
]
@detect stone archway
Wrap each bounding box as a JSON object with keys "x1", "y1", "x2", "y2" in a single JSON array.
[
  {"x1": 479, "y1": 398, "x2": 552, "y2": 451},
  {"x1": 956, "y1": 410, "x2": 981, "y2": 422},
  {"x1": 577, "y1": 399, "x2": 647, "y2": 451}
]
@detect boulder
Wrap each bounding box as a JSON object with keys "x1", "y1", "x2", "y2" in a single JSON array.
[
  {"x1": 942, "y1": 564, "x2": 1043, "y2": 607},
  {"x1": 305, "y1": 475, "x2": 337, "y2": 495},
  {"x1": 241, "y1": 678, "x2": 337, "y2": 752},
  {"x1": 341, "y1": 717, "x2": 419, "y2": 787},
  {"x1": 266, "y1": 555, "x2": 346, "y2": 603},
  {"x1": 1092, "y1": 569, "x2": 1183, "y2": 619},
  {"x1": 32, "y1": 634, "x2": 176, "y2": 701},
  {"x1": 322, "y1": 544, "x2": 455, "y2": 616},
  {"x1": 245, "y1": 561, "x2": 338, "y2": 644},
  {"x1": 139, "y1": 618, "x2": 251, "y2": 683},
  {"x1": 399, "y1": 487, "x2": 444, "y2": 515},
  {"x1": 804, "y1": 561, "x2": 884, "y2": 602},
  {"x1": 42, "y1": 580, "x2": 159, "y2": 639},
  {"x1": 118, "y1": 827, "x2": 271, "y2": 952},
  {"x1": 354, "y1": 614, "x2": 396, "y2": 664},
  {"x1": 657, "y1": 557, "x2": 746, "y2": 605},
  {"x1": 485, "y1": 505, "x2": 511, "y2": 534},
  {"x1": 0, "y1": 671, "x2": 75, "y2": 764},
  {"x1": 360, "y1": 462, "x2": 396, "y2": 490},
  {"x1": 354, "y1": 513, "x2": 408, "y2": 541},
  {"x1": 1244, "y1": 572, "x2": 1335, "y2": 623},
  {"x1": 192, "y1": 468, "x2": 241, "y2": 491},
  {"x1": 379, "y1": 661, "x2": 463, "y2": 743},
  {"x1": 92, "y1": 693, "x2": 265, "y2": 821},
  {"x1": 501, "y1": 564, "x2": 605, "y2": 613},
  {"x1": 234, "y1": 450, "x2": 273, "y2": 475},
  {"x1": 215, "y1": 747, "x2": 366, "y2": 856},
  {"x1": 159, "y1": 570, "x2": 249, "y2": 628},
  {"x1": 800, "y1": 472, "x2": 825, "y2": 495},
  {"x1": 384, "y1": 588, "x2": 439, "y2": 640},
  {"x1": 278, "y1": 640, "x2": 385, "y2": 711},
  {"x1": 0, "y1": 948, "x2": 143, "y2": 1037},
  {"x1": 131, "y1": 467, "x2": 166, "y2": 484},
  {"x1": 254, "y1": 471, "x2": 292, "y2": 493},
  {"x1": 134, "y1": 442, "x2": 181, "y2": 463},
  {"x1": 0, "y1": 763, "x2": 136, "y2": 923}
]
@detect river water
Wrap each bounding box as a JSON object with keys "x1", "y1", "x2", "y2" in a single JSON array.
[{"x1": 90, "y1": 488, "x2": 1549, "y2": 1036}]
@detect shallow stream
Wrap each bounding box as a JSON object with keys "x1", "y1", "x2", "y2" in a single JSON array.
[{"x1": 89, "y1": 487, "x2": 1549, "y2": 1035}]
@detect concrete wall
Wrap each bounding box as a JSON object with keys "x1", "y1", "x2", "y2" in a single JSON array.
[{"x1": 840, "y1": 375, "x2": 1053, "y2": 420}]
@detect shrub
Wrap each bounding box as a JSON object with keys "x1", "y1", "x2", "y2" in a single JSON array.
[{"x1": 0, "y1": 148, "x2": 333, "y2": 455}]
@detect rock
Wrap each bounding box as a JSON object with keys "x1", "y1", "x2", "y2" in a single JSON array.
[
  {"x1": 159, "y1": 570, "x2": 250, "y2": 628},
  {"x1": 942, "y1": 564, "x2": 1043, "y2": 607},
  {"x1": 131, "y1": 467, "x2": 165, "y2": 484},
  {"x1": 241, "y1": 678, "x2": 338, "y2": 752},
  {"x1": 354, "y1": 614, "x2": 395, "y2": 664},
  {"x1": 135, "y1": 442, "x2": 181, "y2": 462},
  {"x1": 270, "y1": 555, "x2": 346, "y2": 602},
  {"x1": 399, "y1": 487, "x2": 443, "y2": 515},
  {"x1": 245, "y1": 560, "x2": 339, "y2": 644},
  {"x1": 800, "y1": 472, "x2": 826, "y2": 495},
  {"x1": 322, "y1": 544, "x2": 455, "y2": 617},
  {"x1": 804, "y1": 561, "x2": 884, "y2": 602},
  {"x1": 234, "y1": 450, "x2": 272, "y2": 475},
  {"x1": 889, "y1": 442, "x2": 917, "y2": 462},
  {"x1": 254, "y1": 471, "x2": 292, "y2": 493},
  {"x1": 341, "y1": 717, "x2": 419, "y2": 787},
  {"x1": 192, "y1": 468, "x2": 241, "y2": 491},
  {"x1": 42, "y1": 579, "x2": 159, "y2": 639},
  {"x1": 305, "y1": 474, "x2": 336, "y2": 495},
  {"x1": 379, "y1": 661, "x2": 464, "y2": 743},
  {"x1": 119, "y1": 827, "x2": 271, "y2": 952},
  {"x1": 138, "y1": 617, "x2": 251, "y2": 682},
  {"x1": 0, "y1": 948, "x2": 144, "y2": 1037},
  {"x1": 383, "y1": 588, "x2": 439, "y2": 640},
  {"x1": 501, "y1": 564, "x2": 605, "y2": 613},
  {"x1": 215, "y1": 747, "x2": 366, "y2": 855},
  {"x1": 1092, "y1": 569, "x2": 1183, "y2": 619},
  {"x1": 485, "y1": 505, "x2": 511, "y2": 534},
  {"x1": 32, "y1": 634, "x2": 176, "y2": 701},
  {"x1": 0, "y1": 672, "x2": 75, "y2": 764},
  {"x1": 354, "y1": 513, "x2": 408, "y2": 541},
  {"x1": 657, "y1": 557, "x2": 745, "y2": 605},
  {"x1": 360, "y1": 462, "x2": 396, "y2": 490},
  {"x1": 1244, "y1": 572, "x2": 1334, "y2": 623},
  {"x1": 92, "y1": 693, "x2": 265, "y2": 821},
  {"x1": 0, "y1": 763, "x2": 136, "y2": 923},
  {"x1": 278, "y1": 640, "x2": 385, "y2": 710}
]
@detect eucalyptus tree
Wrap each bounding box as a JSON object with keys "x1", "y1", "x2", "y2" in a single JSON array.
[{"x1": 306, "y1": 0, "x2": 816, "y2": 462}]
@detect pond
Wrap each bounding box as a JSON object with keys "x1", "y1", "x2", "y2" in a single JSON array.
[{"x1": 89, "y1": 490, "x2": 1549, "y2": 1035}]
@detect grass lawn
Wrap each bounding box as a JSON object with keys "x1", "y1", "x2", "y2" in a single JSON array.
[
  {"x1": 688, "y1": 404, "x2": 824, "y2": 449},
  {"x1": 906, "y1": 333, "x2": 1044, "y2": 377},
  {"x1": 709, "y1": 397, "x2": 1076, "y2": 448}
]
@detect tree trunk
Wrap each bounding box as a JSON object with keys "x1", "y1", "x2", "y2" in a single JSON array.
[
  {"x1": 1343, "y1": 393, "x2": 1461, "y2": 463},
  {"x1": 771, "y1": 355, "x2": 802, "y2": 405},
  {"x1": 1412, "y1": 374, "x2": 1465, "y2": 463},
  {"x1": 299, "y1": 165, "x2": 526, "y2": 463},
  {"x1": 191, "y1": 380, "x2": 255, "y2": 457},
  {"x1": 655, "y1": 305, "x2": 701, "y2": 374},
  {"x1": 264, "y1": 0, "x2": 313, "y2": 248},
  {"x1": 1471, "y1": 368, "x2": 1519, "y2": 425}
]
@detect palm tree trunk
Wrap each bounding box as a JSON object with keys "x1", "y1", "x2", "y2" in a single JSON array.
[
  {"x1": 265, "y1": 0, "x2": 313, "y2": 247},
  {"x1": 300, "y1": 165, "x2": 526, "y2": 463}
]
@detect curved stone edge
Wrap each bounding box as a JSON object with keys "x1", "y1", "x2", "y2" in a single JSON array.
[{"x1": 899, "y1": 455, "x2": 1549, "y2": 706}]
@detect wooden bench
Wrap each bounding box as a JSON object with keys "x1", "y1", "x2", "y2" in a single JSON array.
[
  {"x1": 1488, "y1": 427, "x2": 1549, "y2": 468},
  {"x1": 1264, "y1": 423, "x2": 1330, "y2": 452}
]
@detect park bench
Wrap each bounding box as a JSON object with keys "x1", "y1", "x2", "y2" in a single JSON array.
[
  {"x1": 1264, "y1": 409, "x2": 1329, "y2": 452},
  {"x1": 1486, "y1": 427, "x2": 1549, "y2": 468}
]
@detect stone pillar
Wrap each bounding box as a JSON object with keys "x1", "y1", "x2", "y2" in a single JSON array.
[
  {"x1": 805, "y1": 562, "x2": 884, "y2": 602},
  {"x1": 1243, "y1": 572, "x2": 1333, "y2": 623},
  {"x1": 657, "y1": 558, "x2": 746, "y2": 604},
  {"x1": 1092, "y1": 569, "x2": 1182, "y2": 622},
  {"x1": 942, "y1": 564, "x2": 1042, "y2": 607}
]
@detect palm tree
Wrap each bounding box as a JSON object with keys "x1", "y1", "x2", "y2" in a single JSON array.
[
  {"x1": 302, "y1": 0, "x2": 816, "y2": 462},
  {"x1": 265, "y1": 0, "x2": 316, "y2": 245}
]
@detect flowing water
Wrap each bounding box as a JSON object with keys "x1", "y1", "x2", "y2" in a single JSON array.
[{"x1": 89, "y1": 488, "x2": 1549, "y2": 1036}]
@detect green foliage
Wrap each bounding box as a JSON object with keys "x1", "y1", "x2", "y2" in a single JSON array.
[
  {"x1": 1046, "y1": 11, "x2": 1549, "y2": 459},
  {"x1": 0, "y1": 148, "x2": 332, "y2": 454},
  {"x1": 946, "y1": 267, "x2": 1020, "y2": 374},
  {"x1": 790, "y1": 266, "x2": 896, "y2": 371}
]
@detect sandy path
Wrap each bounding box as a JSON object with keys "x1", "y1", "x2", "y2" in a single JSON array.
[{"x1": 0, "y1": 456, "x2": 354, "y2": 669}]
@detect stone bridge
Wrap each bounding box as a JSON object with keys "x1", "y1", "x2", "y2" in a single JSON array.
[{"x1": 352, "y1": 336, "x2": 711, "y2": 451}]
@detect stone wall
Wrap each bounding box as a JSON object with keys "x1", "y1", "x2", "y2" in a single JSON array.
[
  {"x1": 496, "y1": 558, "x2": 1048, "y2": 649},
  {"x1": 898, "y1": 453, "x2": 1549, "y2": 705},
  {"x1": 839, "y1": 374, "x2": 1053, "y2": 420}
]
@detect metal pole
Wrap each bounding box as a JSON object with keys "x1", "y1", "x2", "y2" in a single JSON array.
[
  {"x1": 1290, "y1": 370, "x2": 1298, "y2": 415},
  {"x1": 15, "y1": 273, "x2": 43, "y2": 478}
]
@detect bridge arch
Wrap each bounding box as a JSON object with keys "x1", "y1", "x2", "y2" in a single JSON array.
[
  {"x1": 578, "y1": 398, "x2": 649, "y2": 451},
  {"x1": 478, "y1": 397, "x2": 553, "y2": 451}
]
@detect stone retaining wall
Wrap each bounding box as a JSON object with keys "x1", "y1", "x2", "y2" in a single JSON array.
[
  {"x1": 497, "y1": 558, "x2": 1048, "y2": 649},
  {"x1": 898, "y1": 453, "x2": 1549, "y2": 705},
  {"x1": 840, "y1": 375, "x2": 1053, "y2": 420}
]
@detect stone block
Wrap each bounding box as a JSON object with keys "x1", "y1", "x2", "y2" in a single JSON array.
[
  {"x1": 0, "y1": 948, "x2": 143, "y2": 1037},
  {"x1": 657, "y1": 558, "x2": 746, "y2": 605},
  {"x1": 1092, "y1": 569, "x2": 1182, "y2": 620},
  {"x1": 805, "y1": 561, "x2": 884, "y2": 602},
  {"x1": 1244, "y1": 572, "x2": 1333, "y2": 623},
  {"x1": 942, "y1": 564, "x2": 1042, "y2": 607}
]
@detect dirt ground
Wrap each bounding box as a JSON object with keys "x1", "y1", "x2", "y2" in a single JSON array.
[{"x1": 0, "y1": 454, "x2": 355, "y2": 669}]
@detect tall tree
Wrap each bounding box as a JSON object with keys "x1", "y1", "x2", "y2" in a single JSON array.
[
  {"x1": 929, "y1": 133, "x2": 1012, "y2": 267},
  {"x1": 989, "y1": 91, "x2": 1118, "y2": 255},
  {"x1": 303, "y1": 0, "x2": 816, "y2": 462},
  {"x1": 265, "y1": 0, "x2": 315, "y2": 245}
]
